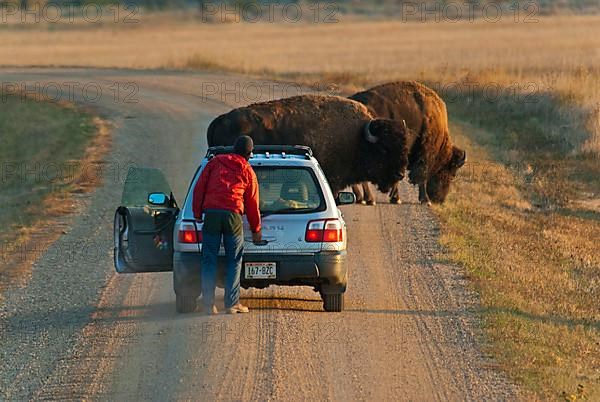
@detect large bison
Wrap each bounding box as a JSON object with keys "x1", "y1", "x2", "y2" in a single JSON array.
[
  {"x1": 207, "y1": 94, "x2": 414, "y2": 195},
  {"x1": 349, "y1": 81, "x2": 466, "y2": 205}
]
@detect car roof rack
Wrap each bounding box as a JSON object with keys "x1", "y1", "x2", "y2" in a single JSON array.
[{"x1": 206, "y1": 145, "x2": 313, "y2": 158}]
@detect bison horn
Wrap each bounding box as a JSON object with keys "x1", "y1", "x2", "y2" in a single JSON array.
[
  {"x1": 363, "y1": 120, "x2": 379, "y2": 143},
  {"x1": 452, "y1": 148, "x2": 467, "y2": 168},
  {"x1": 401, "y1": 119, "x2": 408, "y2": 132}
]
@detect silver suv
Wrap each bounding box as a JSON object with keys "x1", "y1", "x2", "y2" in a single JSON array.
[{"x1": 113, "y1": 145, "x2": 355, "y2": 313}]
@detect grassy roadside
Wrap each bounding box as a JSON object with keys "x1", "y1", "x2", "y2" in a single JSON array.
[
  {"x1": 0, "y1": 94, "x2": 110, "y2": 294},
  {"x1": 435, "y1": 103, "x2": 599, "y2": 399}
]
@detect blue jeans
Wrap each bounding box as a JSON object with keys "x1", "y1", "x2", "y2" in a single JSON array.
[{"x1": 201, "y1": 210, "x2": 244, "y2": 309}]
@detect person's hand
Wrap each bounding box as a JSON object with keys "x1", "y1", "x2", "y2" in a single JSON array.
[{"x1": 252, "y1": 231, "x2": 262, "y2": 244}]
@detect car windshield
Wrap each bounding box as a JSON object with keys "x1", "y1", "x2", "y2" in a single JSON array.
[{"x1": 254, "y1": 167, "x2": 325, "y2": 214}]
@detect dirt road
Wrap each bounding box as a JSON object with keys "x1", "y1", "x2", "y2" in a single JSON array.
[{"x1": 0, "y1": 69, "x2": 518, "y2": 401}]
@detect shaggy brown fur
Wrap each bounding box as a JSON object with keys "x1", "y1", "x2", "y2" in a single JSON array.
[
  {"x1": 349, "y1": 81, "x2": 466, "y2": 204},
  {"x1": 207, "y1": 95, "x2": 414, "y2": 195}
]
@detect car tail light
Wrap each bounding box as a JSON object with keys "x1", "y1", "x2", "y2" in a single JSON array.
[
  {"x1": 178, "y1": 221, "x2": 202, "y2": 243},
  {"x1": 305, "y1": 219, "x2": 343, "y2": 242}
]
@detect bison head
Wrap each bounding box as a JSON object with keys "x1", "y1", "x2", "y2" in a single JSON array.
[
  {"x1": 362, "y1": 119, "x2": 410, "y2": 193},
  {"x1": 427, "y1": 146, "x2": 466, "y2": 203}
]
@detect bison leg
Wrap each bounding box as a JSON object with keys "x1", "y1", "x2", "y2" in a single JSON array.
[
  {"x1": 362, "y1": 182, "x2": 376, "y2": 206},
  {"x1": 389, "y1": 182, "x2": 401, "y2": 204},
  {"x1": 351, "y1": 184, "x2": 366, "y2": 204},
  {"x1": 418, "y1": 182, "x2": 432, "y2": 206}
]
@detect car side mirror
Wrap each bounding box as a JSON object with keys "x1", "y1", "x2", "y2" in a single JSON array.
[
  {"x1": 148, "y1": 192, "x2": 169, "y2": 206},
  {"x1": 335, "y1": 191, "x2": 356, "y2": 206}
]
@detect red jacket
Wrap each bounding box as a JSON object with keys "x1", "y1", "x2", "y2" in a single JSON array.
[{"x1": 192, "y1": 154, "x2": 261, "y2": 233}]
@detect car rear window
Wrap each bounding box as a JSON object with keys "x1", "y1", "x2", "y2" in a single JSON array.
[{"x1": 253, "y1": 167, "x2": 325, "y2": 214}]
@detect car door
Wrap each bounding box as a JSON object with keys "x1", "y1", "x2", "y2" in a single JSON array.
[{"x1": 114, "y1": 167, "x2": 178, "y2": 273}]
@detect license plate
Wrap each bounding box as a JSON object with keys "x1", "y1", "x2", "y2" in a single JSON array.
[{"x1": 245, "y1": 262, "x2": 276, "y2": 279}]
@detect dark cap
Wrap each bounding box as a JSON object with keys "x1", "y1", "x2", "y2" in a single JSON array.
[{"x1": 233, "y1": 135, "x2": 254, "y2": 158}]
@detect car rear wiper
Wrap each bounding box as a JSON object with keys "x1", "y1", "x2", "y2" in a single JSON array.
[
  {"x1": 261, "y1": 207, "x2": 315, "y2": 217},
  {"x1": 244, "y1": 239, "x2": 269, "y2": 246}
]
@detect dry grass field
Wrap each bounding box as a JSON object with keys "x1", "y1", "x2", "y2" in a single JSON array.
[
  {"x1": 3, "y1": 13, "x2": 600, "y2": 152},
  {"x1": 0, "y1": 15, "x2": 599, "y2": 74},
  {"x1": 2, "y1": 13, "x2": 599, "y2": 399}
]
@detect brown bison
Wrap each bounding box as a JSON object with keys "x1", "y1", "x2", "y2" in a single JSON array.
[
  {"x1": 207, "y1": 94, "x2": 414, "y2": 195},
  {"x1": 349, "y1": 81, "x2": 466, "y2": 205}
]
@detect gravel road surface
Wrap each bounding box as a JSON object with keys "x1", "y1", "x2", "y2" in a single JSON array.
[{"x1": 0, "y1": 68, "x2": 519, "y2": 401}]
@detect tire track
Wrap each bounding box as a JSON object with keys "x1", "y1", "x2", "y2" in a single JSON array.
[
  {"x1": 382, "y1": 203, "x2": 451, "y2": 402},
  {"x1": 33, "y1": 273, "x2": 154, "y2": 400},
  {"x1": 367, "y1": 199, "x2": 446, "y2": 401}
]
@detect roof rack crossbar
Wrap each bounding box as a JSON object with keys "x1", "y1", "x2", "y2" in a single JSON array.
[{"x1": 206, "y1": 145, "x2": 313, "y2": 158}]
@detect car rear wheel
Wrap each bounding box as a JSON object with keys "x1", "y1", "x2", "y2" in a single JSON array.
[
  {"x1": 322, "y1": 293, "x2": 344, "y2": 312},
  {"x1": 176, "y1": 294, "x2": 197, "y2": 313}
]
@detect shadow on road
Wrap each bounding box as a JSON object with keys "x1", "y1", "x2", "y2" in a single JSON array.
[
  {"x1": 7, "y1": 297, "x2": 596, "y2": 339},
  {"x1": 241, "y1": 295, "x2": 323, "y2": 312},
  {"x1": 344, "y1": 308, "x2": 463, "y2": 318},
  {"x1": 241, "y1": 295, "x2": 321, "y2": 302},
  {"x1": 2, "y1": 296, "x2": 326, "y2": 336}
]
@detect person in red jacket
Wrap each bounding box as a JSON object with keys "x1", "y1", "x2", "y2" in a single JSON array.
[{"x1": 192, "y1": 135, "x2": 262, "y2": 314}]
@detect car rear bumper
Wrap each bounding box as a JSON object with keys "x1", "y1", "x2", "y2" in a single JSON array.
[{"x1": 173, "y1": 250, "x2": 347, "y2": 296}]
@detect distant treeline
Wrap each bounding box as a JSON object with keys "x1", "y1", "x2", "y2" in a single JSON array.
[
  {"x1": 8, "y1": 0, "x2": 600, "y2": 15},
  {"x1": 12, "y1": 0, "x2": 191, "y2": 7}
]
